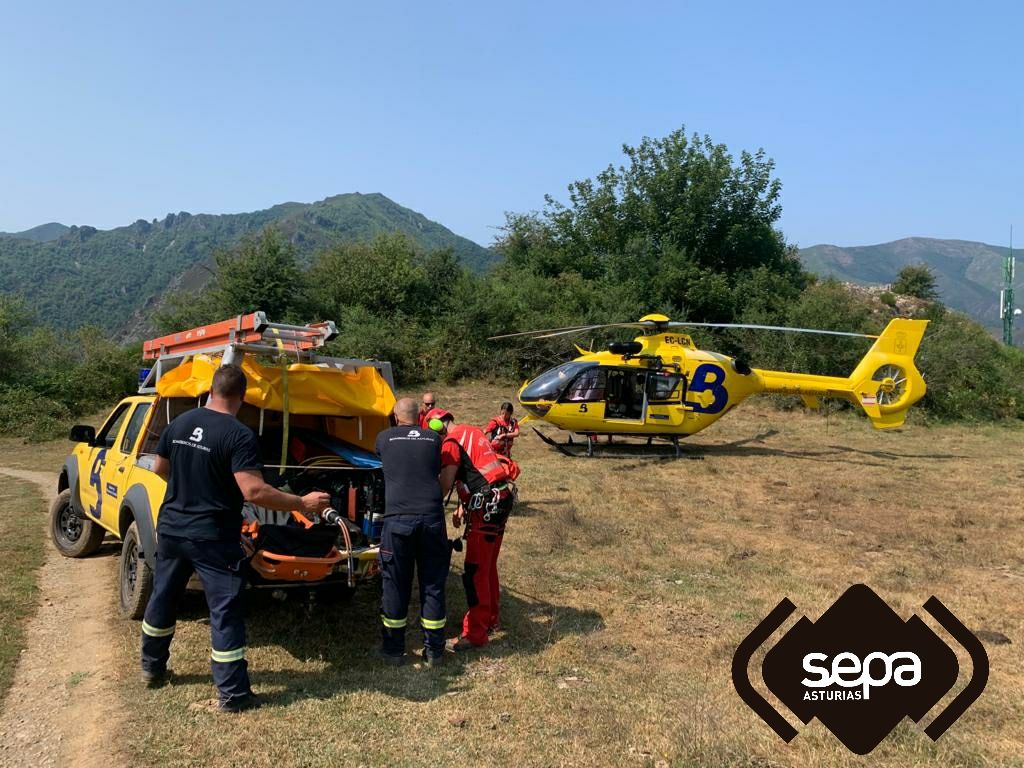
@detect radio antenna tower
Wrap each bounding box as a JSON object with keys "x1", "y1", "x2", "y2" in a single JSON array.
[{"x1": 1001, "y1": 226, "x2": 1016, "y2": 346}]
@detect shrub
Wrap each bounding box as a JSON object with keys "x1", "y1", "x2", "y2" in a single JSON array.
[
  {"x1": 0, "y1": 386, "x2": 73, "y2": 442},
  {"x1": 915, "y1": 306, "x2": 1024, "y2": 421}
]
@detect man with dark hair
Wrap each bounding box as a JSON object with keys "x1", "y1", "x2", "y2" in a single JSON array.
[
  {"x1": 142, "y1": 363, "x2": 330, "y2": 712},
  {"x1": 375, "y1": 397, "x2": 449, "y2": 666},
  {"x1": 212, "y1": 364, "x2": 247, "y2": 399},
  {"x1": 484, "y1": 402, "x2": 520, "y2": 458}
]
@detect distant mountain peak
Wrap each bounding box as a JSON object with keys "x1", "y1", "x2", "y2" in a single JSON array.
[
  {"x1": 800, "y1": 237, "x2": 1020, "y2": 330},
  {"x1": 0, "y1": 222, "x2": 70, "y2": 242}
]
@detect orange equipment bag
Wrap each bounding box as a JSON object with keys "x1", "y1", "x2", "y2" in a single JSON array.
[{"x1": 497, "y1": 455, "x2": 521, "y2": 481}]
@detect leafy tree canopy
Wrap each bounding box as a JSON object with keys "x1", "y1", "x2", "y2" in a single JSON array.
[
  {"x1": 495, "y1": 128, "x2": 806, "y2": 323},
  {"x1": 893, "y1": 264, "x2": 940, "y2": 301}
]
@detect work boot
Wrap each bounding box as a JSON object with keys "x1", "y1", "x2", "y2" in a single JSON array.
[
  {"x1": 218, "y1": 693, "x2": 262, "y2": 713},
  {"x1": 445, "y1": 636, "x2": 478, "y2": 653},
  {"x1": 379, "y1": 650, "x2": 406, "y2": 667},
  {"x1": 424, "y1": 652, "x2": 445, "y2": 668},
  {"x1": 142, "y1": 668, "x2": 171, "y2": 689}
]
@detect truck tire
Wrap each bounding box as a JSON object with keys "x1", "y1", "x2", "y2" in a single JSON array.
[
  {"x1": 49, "y1": 488, "x2": 105, "y2": 558},
  {"x1": 120, "y1": 521, "x2": 154, "y2": 620}
]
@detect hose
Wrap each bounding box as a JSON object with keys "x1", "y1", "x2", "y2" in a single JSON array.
[{"x1": 322, "y1": 507, "x2": 356, "y2": 588}]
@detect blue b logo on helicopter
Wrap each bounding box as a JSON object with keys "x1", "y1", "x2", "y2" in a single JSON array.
[{"x1": 685, "y1": 364, "x2": 729, "y2": 414}]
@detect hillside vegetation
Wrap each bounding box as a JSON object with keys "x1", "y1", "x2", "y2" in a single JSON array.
[
  {"x1": 0, "y1": 193, "x2": 493, "y2": 333},
  {"x1": 800, "y1": 237, "x2": 1021, "y2": 330},
  {"x1": 2, "y1": 126, "x2": 1023, "y2": 440}
]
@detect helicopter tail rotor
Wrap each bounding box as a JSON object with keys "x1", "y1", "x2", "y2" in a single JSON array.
[{"x1": 847, "y1": 319, "x2": 928, "y2": 429}]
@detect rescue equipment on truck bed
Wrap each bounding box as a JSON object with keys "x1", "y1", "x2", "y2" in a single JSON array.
[
  {"x1": 140, "y1": 313, "x2": 394, "y2": 591},
  {"x1": 291, "y1": 428, "x2": 382, "y2": 469}
]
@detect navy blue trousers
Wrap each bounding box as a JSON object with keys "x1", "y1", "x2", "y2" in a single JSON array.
[
  {"x1": 379, "y1": 514, "x2": 449, "y2": 658},
  {"x1": 141, "y1": 534, "x2": 251, "y2": 703}
]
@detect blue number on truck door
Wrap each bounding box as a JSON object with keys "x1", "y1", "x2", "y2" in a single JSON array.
[
  {"x1": 88, "y1": 449, "x2": 108, "y2": 520},
  {"x1": 684, "y1": 364, "x2": 729, "y2": 414}
]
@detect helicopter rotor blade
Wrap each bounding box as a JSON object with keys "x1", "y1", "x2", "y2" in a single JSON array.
[
  {"x1": 664, "y1": 322, "x2": 879, "y2": 339},
  {"x1": 535, "y1": 323, "x2": 651, "y2": 339},
  {"x1": 490, "y1": 320, "x2": 880, "y2": 341},
  {"x1": 490, "y1": 322, "x2": 651, "y2": 340}
]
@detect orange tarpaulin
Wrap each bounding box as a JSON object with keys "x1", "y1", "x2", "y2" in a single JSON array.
[{"x1": 156, "y1": 355, "x2": 395, "y2": 417}]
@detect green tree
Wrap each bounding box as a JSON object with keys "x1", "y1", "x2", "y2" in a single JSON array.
[
  {"x1": 156, "y1": 228, "x2": 308, "y2": 331},
  {"x1": 308, "y1": 233, "x2": 428, "y2": 319},
  {"x1": 0, "y1": 294, "x2": 33, "y2": 382},
  {"x1": 494, "y1": 126, "x2": 806, "y2": 322},
  {"x1": 210, "y1": 228, "x2": 308, "y2": 320},
  {"x1": 892, "y1": 264, "x2": 939, "y2": 300}
]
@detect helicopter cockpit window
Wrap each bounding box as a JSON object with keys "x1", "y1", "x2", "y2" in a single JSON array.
[
  {"x1": 562, "y1": 366, "x2": 606, "y2": 402},
  {"x1": 521, "y1": 362, "x2": 596, "y2": 401},
  {"x1": 647, "y1": 372, "x2": 683, "y2": 403}
]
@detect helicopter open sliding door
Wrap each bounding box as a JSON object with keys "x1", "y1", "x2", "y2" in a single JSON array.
[{"x1": 604, "y1": 368, "x2": 648, "y2": 421}]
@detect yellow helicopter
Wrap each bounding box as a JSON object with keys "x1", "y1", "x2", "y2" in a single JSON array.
[{"x1": 492, "y1": 314, "x2": 928, "y2": 456}]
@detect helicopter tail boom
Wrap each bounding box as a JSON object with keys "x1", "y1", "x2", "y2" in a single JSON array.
[{"x1": 754, "y1": 318, "x2": 928, "y2": 429}]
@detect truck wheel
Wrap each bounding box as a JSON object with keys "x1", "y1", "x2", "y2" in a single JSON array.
[
  {"x1": 120, "y1": 521, "x2": 153, "y2": 620},
  {"x1": 49, "y1": 489, "x2": 105, "y2": 558}
]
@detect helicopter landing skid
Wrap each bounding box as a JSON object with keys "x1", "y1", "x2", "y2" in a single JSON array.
[{"x1": 531, "y1": 427, "x2": 703, "y2": 460}]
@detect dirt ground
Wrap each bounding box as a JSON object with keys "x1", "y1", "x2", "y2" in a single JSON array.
[
  {"x1": 1, "y1": 387, "x2": 1022, "y2": 767},
  {"x1": 0, "y1": 466, "x2": 129, "y2": 768}
]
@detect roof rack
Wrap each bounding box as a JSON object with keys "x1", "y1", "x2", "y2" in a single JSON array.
[{"x1": 138, "y1": 312, "x2": 394, "y2": 393}]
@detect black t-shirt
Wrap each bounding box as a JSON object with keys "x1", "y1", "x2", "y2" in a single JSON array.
[
  {"x1": 156, "y1": 407, "x2": 263, "y2": 541},
  {"x1": 375, "y1": 425, "x2": 442, "y2": 518}
]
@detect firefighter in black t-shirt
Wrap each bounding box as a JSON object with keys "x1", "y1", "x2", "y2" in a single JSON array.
[
  {"x1": 374, "y1": 397, "x2": 448, "y2": 666},
  {"x1": 141, "y1": 364, "x2": 329, "y2": 712}
]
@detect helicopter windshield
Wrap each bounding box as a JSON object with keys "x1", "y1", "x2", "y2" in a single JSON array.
[{"x1": 521, "y1": 361, "x2": 597, "y2": 401}]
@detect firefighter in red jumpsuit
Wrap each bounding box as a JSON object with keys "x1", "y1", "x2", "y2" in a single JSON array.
[
  {"x1": 427, "y1": 408, "x2": 514, "y2": 651},
  {"x1": 484, "y1": 401, "x2": 520, "y2": 458}
]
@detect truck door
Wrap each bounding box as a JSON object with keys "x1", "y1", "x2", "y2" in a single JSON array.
[
  {"x1": 96, "y1": 402, "x2": 153, "y2": 531},
  {"x1": 80, "y1": 403, "x2": 132, "y2": 527}
]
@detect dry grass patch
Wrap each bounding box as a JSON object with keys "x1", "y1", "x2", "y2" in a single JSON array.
[
  {"x1": 20, "y1": 383, "x2": 1022, "y2": 767},
  {"x1": 0, "y1": 478, "x2": 47, "y2": 703}
]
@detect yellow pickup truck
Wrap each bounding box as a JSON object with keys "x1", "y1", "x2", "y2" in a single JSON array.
[{"x1": 50, "y1": 313, "x2": 397, "y2": 618}]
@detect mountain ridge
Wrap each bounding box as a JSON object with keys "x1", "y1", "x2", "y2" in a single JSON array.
[
  {"x1": 0, "y1": 193, "x2": 495, "y2": 334},
  {"x1": 798, "y1": 236, "x2": 1018, "y2": 328}
]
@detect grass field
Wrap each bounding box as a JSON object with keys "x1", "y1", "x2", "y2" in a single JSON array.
[
  {"x1": 0, "y1": 478, "x2": 48, "y2": 703},
  {"x1": 4, "y1": 386, "x2": 1023, "y2": 767}
]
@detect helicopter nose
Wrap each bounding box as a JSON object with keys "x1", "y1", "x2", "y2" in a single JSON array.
[{"x1": 519, "y1": 401, "x2": 551, "y2": 417}]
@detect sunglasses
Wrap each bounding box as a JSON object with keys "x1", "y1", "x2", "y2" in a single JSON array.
[{"x1": 423, "y1": 402, "x2": 435, "y2": 407}]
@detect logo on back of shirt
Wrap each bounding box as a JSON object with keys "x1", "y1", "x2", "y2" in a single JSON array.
[
  {"x1": 190, "y1": 427, "x2": 204, "y2": 442},
  {"x1": 408, "y1": 429, "x2": 420, "y2": 437}
]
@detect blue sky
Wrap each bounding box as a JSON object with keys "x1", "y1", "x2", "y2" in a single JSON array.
[{"x1": 1, "y1": 1, "x2": 1020, "y2": 249}]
